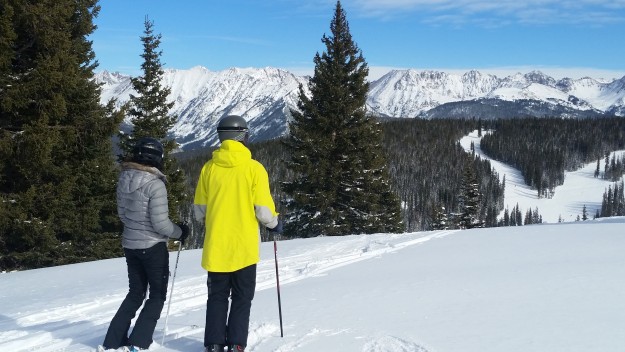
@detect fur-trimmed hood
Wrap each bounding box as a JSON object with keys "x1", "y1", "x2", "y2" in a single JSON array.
[{"x1": 119, "y1": 162, "x2": 167, "y2": 193}]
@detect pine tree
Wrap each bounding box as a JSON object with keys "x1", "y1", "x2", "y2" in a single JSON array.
[
  {"x1": 582, "y1": 204, "x2": 588, "y2": 221},
  {"x1": 524, "y1": 208, "x2": 532, "y2": 225},
  {"x1": 606, "y1": 185, "x2": 614, "y2": 216},
  {"x1": 604, "y1": 152, "x2": 610, "y2": 179},
  {"x1": 532, "y1": 207, "x2": 541, "y2": 224},
  {"x1": 121, "y1": 17, "x2": 188, "y2": 223},
  {"x1": 459, "y1": 164, "x2": 483, "y2": 229},
  {"x1": 283, "y1": 1, "x2": 402, "y2": 237},
  {"x1": 515, "y1": 204, "x2": 523, "y2": 226},
  {"x1": 503, "y1": 207, "x2": 510, "y2": 226},
  {"x1": 431, "y1": 204, "x2": 448, "y2": 230},
  {"x1": 0, "y1": 0, "x2": 124, "y2": 269},
  {"x1": 617, "y1": 181, "x2": 625, "y2": 215}
]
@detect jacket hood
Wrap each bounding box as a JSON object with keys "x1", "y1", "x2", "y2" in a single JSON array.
[
  {"x1": 118, "y1": 162, "x2": 166, "y2": 193},
  {"x1": 212, "y1": 140, "x2": 251, "y2": 168}
]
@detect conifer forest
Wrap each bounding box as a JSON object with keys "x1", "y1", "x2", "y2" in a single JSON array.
[{"x1": 178, "y1": 116, "x2": 625, "y2": 241}]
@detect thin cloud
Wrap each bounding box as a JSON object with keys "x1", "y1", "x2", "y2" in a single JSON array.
[{"x1": 345, "y1": 0, "x2": 625, "y2": 26}]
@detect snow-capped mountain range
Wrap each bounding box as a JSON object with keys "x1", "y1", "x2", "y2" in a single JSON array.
[{"x1": 96, "y1": 66, "x2": 625, "y2": 150}]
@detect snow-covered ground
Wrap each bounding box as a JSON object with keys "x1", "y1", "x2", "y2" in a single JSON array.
[
  {"x1": 3, "y1": 220, "x2": 625, "y2": 352},
  {"x1": 3, "y1": 131, "x2": 625, "y2": 352}
]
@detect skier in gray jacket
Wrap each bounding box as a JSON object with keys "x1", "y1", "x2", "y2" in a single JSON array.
[{"x1": 101, "y1": 137, "x2": 189, "y2": 352}]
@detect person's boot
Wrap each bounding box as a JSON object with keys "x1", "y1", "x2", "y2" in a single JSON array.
[
  {"x1": 205, "y1": 344, "x2": 225, "y2": 352},
  {"x1": 227, "y1": 345, "x2": 245, "y2": 352}
]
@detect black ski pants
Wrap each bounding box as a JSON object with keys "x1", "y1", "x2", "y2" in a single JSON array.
[
  {"x1": 204, "y1": 264, "x2": 256, "y2": 347},
  {"x1": 103, "y1": 242, "x2": 169, "y2": 349}
]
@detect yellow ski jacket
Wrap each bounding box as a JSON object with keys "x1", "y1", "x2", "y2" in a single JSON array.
[{"x1": 193, "y1": 140, "x2": 278, "y2": 272}]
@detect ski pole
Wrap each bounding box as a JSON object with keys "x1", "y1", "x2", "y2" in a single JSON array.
[
  {"x1": 162, "y1": 240, "x2": 183, "y2": 346},
  {"x1": 273, "y1": 238, "x2": 284, "y2": 337}
]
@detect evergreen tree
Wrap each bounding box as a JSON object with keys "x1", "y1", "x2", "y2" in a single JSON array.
[
  {"x1": 459, "y1": 164, "x2": 483, "y2": 229},
  {"x1": 121, "y1": 16, "x2": 188, "y2": 223},
  {"x1": 431, "y1": 204, "x2": 448, "y2": 230},
  {"x1": 524, "y1": 208, "x2": 532, "y2": 225},
  {"x1": 599, "y1": 180, "x2": 625, "y2": 217},
  {"x1": 582, "y1": 204, "x2": 588, "y2": 221},
  {"x1": 503, "y1": 207, "x2": 510, "y2": 226},
  {"x1": 515, "y1": 204, "x2": 523, "y2": 226},
  {"x1": 532, "y1": 207, "x2": 541, "y2": 224},
  {"x1": 606, "y1": 185, "x2": 614, "y2": 216},
  {"x1": 0, "y1": 0, "x2": 123, "y2": 269},
  {"x1": 617, "y1": 180, "x2": 625, "y2": 215},
  {"x1": 283, "y1": 1, "x2": 402, "y2": 237}
]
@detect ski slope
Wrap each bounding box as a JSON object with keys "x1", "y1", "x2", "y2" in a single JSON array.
[
  {"x1": 460, "y1": 130, "x2": 625, "y2": 223},
  {"x1": 2, "y1": 218, "x2": 625, "y2": 352}
]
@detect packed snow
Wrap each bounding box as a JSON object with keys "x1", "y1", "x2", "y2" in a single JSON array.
[{"x1": 2, "y1": 132, "x2": 625, "y2": 352}]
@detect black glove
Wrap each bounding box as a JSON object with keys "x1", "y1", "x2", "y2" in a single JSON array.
[
  {"x1": 266, "y1": 219, "x2": 283, "y2": 234},
  {"x1": 177, "y1": 223, "x2": 190, "y2": 244}
]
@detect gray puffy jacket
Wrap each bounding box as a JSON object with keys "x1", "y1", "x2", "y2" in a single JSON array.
[{"x1": 117, "y1": 162, "x2": 182, "y2": 249}]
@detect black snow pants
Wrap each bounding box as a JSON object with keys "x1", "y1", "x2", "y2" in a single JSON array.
[
  {"x1": 103, "y1": 242, "x2": 169, "y2": 349},
  {"x1": 204, "y1": 264, "x2": 257, "y2": 347}
]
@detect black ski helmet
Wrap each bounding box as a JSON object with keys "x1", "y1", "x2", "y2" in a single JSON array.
[
  {"x1": 217, "y1": 115, "x2": 249, "y2": 143},
  {"x1": 132, "y1": 137, "x2": 164, "y2": 170}
]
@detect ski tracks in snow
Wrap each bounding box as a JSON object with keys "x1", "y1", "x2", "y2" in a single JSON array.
[
  {"x1": 0, "y1": 229, "x2": 456, "y2": 352},
  {"x1": 256, "y1": 230, "x2": 457, "y2": 291},
  {"x1": 248, "y1": 230, "x2": 456, "y2": 352},
  {"x1": 363, "y1": 335, "x2": 430, "y2": 352}
]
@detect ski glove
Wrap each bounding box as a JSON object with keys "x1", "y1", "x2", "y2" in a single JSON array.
[
  {"x1": 177, "y1": 223, "x2": 190, "y2": 244},
  {"x1": 266, "y1": 219, "x2": 283, "y2": 234}
]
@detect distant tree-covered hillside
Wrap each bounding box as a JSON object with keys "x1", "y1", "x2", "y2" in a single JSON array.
[
  {"x1": 480, "y1": 117, "x2": 625, "y2": 198},
  {"x1": 178, "y1": 116, "x2": 625, "y2": 244},
  {"x1": 177, "y1": 118, "x2": 505, "y2": 240}
]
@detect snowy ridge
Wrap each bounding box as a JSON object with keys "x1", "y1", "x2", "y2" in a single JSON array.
[
  {"x1": 368, "y1": 69, "x2": 624, "y2": 117},
  {"x1": 96, "y1": 66, "x2": 309, "y2": 149},
  {"x1": 96, "y1": 67, "x2": 625, "y2": 149}
]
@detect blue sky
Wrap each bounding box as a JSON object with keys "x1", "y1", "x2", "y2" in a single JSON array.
[{"x1": 90, "y1": 0, "x2": 625, "y2": 80}]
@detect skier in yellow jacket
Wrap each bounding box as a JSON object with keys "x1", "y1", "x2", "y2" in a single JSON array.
[{"x1": 193, "y1": 115, "x2": 283, "y2": 352}]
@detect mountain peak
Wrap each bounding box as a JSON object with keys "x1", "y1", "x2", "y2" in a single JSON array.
[
  {"x1": 524, "y1": 70, "x2": 557, "y2": 86},
  {"x1": 96, "y1": 67, "x2": 625, "y2": 150}
]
